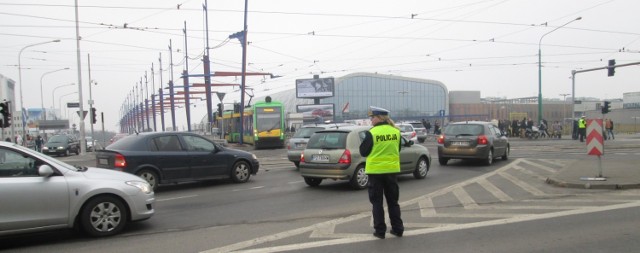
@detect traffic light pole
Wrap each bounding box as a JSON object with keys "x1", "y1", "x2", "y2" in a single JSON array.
[{"x1": 571, "y1": 61, "x2": 640, "y2": 137}]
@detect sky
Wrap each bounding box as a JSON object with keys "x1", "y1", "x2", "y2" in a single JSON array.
[{"x1": 1, "y1": 0, "x2": 639, "y2": 132}]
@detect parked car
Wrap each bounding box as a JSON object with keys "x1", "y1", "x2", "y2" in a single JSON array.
[
  {"x1": 109, "y1": 133, "x2": 129, "y2": 146},
  {"x1": 86, "y1": 136, "x2": 95, "y2": 151},
  {"x1": 42, "y1": 134, "x2": 80, "y2": 156},
  {"x1": 397, "y1": 123, "x2": 418, "y2": 142},
  {"x1": 95, "y1": 132, "x2": 260, "y2": 190},
  {"x1": 299, "y1": 126, "x2": 431, "y2": 189},
  {"x1": 437, "y1": 121, "x2": 510, "y2": 166},
  {"x1": 0, "y1": 141, "x2": 154, "y2": 237},
  {"x1": 406, "y1": 121, "x2": 428, "y2": 143},
  {"x1": 287, "y1": 123, "x2": 353, "y2": 168}
]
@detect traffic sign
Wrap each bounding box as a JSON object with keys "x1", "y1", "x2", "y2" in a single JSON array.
[
  {"x1": 67, "y1": 102, "x2": 80, "y2": 108},
  {"x1": 586, "y1": 119, "x2": 604, "y2": 156},
  {"x1": 76, "y1": 110, "x2": 88, "y2": 120},
  {"x1": 216, "y1": 92, "x2": 225, "y2": 101}
]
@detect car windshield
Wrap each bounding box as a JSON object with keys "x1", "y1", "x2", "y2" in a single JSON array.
[
  {"x1": 306, "y1": 132, "x2": 347, "y2": 149},
  {"x1": 444, "y1": 124, "x2": 484, "y2": 136},
  {"x1": 293, "y1": 127, "x2": 324, "y2": 138}
]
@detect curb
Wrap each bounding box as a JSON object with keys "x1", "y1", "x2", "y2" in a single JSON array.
[{"x1": 545, "y1": 177, "x2": 640, "y2": 190}]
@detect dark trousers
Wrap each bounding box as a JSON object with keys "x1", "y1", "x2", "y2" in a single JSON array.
[
  {"x1": 368, "y1": 174, "x2": 403, "y2": 234},
  {"x1": 579, "y1": 128, "x2": 586, "y2": 142}
]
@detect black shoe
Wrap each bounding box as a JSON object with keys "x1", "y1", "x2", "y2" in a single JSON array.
[
  {"x1": 390, "y1": 230, "x2": 403, "y2": 237},
  {"x1": 373, "y1": 232, "x2": 385, "y2": 239}
]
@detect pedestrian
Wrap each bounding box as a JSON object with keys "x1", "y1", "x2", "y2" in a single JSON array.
[
  {"x1": 578, "y1": 116, "x2": 587, "y2": 142},
  {"x1": 433, "y1": 120, "x2": 441, "y2": 135},
  {"x1": 422, "y1": 119, "x2": 431, "y2": 134},
  {"x1": 15, "y1": 134, "x2": 23, "y2": 146},
  {"x1": 35, "y1": 135, "x2": 44, "y2": 152},
  {"x1": 539, "y1": 120, "x2": 548, "y2": 138},
  {"x1": 606, "y1": 119, "x2": 615, "y2": 140},
  {"x1": 359, "y1": 106, "x2": 404, "y2": 239}
]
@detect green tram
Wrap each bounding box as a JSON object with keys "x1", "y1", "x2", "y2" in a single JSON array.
[{"x1": 219, "y1": 97, "x2": 285, "y2": 149}]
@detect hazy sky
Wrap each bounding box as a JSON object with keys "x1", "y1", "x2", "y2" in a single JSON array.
[{"x1": 1, "y1": 0, "x2": 639, "y2": 132}]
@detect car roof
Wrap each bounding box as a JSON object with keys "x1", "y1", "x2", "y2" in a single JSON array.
[
  {"x1": 449, "y1": 121, "x2": 491, "y2": 125},
  {"x1": 315, "y1": 125, "x2": 370, "y2": 133}
]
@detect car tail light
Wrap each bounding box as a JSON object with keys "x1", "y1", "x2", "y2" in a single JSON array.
[
  {"x1": 287, "y1": 144, "x2": 291, "y2": 150},
  {"x1": 300, "y1": 152, "x2": 305, "y2": 163},
  {"x1": 114, "y1": 153, "x2": 127, "y2": 169},
  {"x1": 411, "y1": 131, "x2": 416, "y2": 138},
  {"x1": 437, "y1": 135, "x2": 445, "y2": 144},
  {"x1": 338, "y1": 149, "x2": 351, "y2": 164},
  {"x1": 477, "y1": 135, "x2": 489, "y2": 145}
]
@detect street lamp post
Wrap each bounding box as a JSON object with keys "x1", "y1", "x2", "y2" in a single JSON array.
[
  {"x1": 560, "y1": 93, "x2": 570, "y2": 131},
  {"x1": 17, "y1": 39, "x2": 61, "y2": 144},
  {"x1": 537, "y1": 17, "x2": 581, "y2": 123},
  {"x1": 40, "y1": 68, "x2": 69, "y2": 121},
  {"x1": 52, "y1": 83, "x2": 75, "y2": 119}
]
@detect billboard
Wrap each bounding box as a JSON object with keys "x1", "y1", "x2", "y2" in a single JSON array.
[
  {"x1": 297, "y1": 103, "x2": 334, "y2": 124},
  {"x1": 295, "y1": 77, "x2": 334, "y2": 98}
]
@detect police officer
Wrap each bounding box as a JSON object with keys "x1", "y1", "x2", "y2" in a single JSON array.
[
  {"x1": 359, "y1": 106, "x2": 403, "y2": 239},
  {"x1": 578, "y1": 116, "x2": 587, "y2": 142}
]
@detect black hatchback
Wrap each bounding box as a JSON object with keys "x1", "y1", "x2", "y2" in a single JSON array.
[{"x1": 95, "y1": 132, "x2": 260, "y2": 190}]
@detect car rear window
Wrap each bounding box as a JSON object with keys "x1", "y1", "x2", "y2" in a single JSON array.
[
  {"x1": 306, "y1": 132, "x2": 348, "y2": 149},
  {"x1": 293, "y1": 127, "x2": 324, "y2": 138},
  {"x1": 444, "y1": 124, "x2": 484, "y2": 136},
  {"x1": 398, "y1": 125, "x2": 413, "y2": 132},
  {"x1": 409, "y1": 123, "x2": 423, "y2": 129}
]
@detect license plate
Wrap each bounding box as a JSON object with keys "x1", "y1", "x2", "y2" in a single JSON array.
[
  {"x1": 311, "y1": 154, "x2": 329, "y2": 161},
  {"x1": 99, "y1": 158, "x2": 109, "y2": 165},
  {"x1": 295, "y1": 143, "x2": 306, "y2": 148},
  {"x1": 451, "y1": 141, "x2": 469, "y2": 146}
]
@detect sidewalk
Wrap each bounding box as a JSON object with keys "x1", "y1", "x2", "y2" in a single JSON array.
[
  {"x1": 545, "y1": 157, "x2": 640, "y2": 189},
  {"x1": 545, "y1": 133, "x2": 640, "y2": 189}
]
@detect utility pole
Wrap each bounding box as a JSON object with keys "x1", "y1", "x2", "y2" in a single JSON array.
[
  {"x1": 183, "y1": 21, "x2": 192, "y2": 132},
  {"x1": 159, "y1": 52, "x2": 165, "y2": 132},
  {"x1": 169, "y1": 40, "x2": 177, "y2": 131},
  {"x1": 87, "y1": 54, "x2": 94, "y2": 141}
]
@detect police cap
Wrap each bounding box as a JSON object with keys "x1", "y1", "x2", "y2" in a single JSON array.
[{"x1": 368, "y1": 106, "x2": 390, "y2": 117}]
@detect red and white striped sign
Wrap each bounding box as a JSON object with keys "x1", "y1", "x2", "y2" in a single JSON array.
[{"x1": 586, "y1": 119, "x2": 604, "y2": 156}]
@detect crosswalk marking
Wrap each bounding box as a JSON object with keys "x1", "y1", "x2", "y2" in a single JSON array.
[{"x1": 202, "y1": 158, "x2": 640, "y2": 253}]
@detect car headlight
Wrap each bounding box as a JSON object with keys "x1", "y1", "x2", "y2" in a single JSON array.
[
  {"x1": 126, "y1": 181, "x2": 153, "y2": 194},
  {"x1": 251, "y1": 154, "x2": 258, "y2": 160},
  {"x1": 57, "y1": 146, "x2": 65, "y2": 150}
]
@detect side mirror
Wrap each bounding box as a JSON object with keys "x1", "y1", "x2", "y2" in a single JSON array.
[
  {"x1": 405, "y1": 140, "x2": 414, "y2": 147},
  {"x1": 38, "y1": 165, "x2": 55, "y2": 177}
]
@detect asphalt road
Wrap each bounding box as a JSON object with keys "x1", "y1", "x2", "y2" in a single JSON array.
[{"x1": 2, "y1": 135, "x2": 639, "y2": 252}]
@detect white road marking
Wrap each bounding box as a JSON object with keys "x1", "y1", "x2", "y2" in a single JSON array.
[
  {"x1": 232, "y1": 186, "x2": 265, "y2": 192},
  {"x1": 156, "y1": 195, "x2": 199, "y2": 202}
]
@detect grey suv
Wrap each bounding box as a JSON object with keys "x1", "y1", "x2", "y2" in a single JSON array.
[
  {"x1": 437, "y1": 121, "x2": 509, "y2": 166},
  {"x1": 287, "y1": 123, "x2": 352, "y2": 168},
  {"x1": 299, "y1": 126, "x2": 431, "y2": 189}
]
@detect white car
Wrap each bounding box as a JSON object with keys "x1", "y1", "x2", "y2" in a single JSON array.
[
  {"x1": 0, "y1": 142, "x2": 155, "y2": 237},
  {"x1": 397, "y1": 123, "x2": 418, "y2": 142}
]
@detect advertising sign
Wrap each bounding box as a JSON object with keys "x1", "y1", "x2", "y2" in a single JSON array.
[
  {"x1": 295, "y1": 77, "x2": 335, "y2": 98},
  {"x1": 297, "y1": 104, "x2": 334, "y2": 124}
]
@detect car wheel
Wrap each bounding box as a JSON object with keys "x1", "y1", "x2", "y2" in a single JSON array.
[
  {"x1": 501, "y1": 145, "x2": 510, "y2": 160},
  {"x1": 79, "y1": 195, "x2": 128, "y2": 237},
  {"x1": 293, "y1": 161, "x2": 300, "y2": 169},
  {"x1": 484, "y1": 149, "x2": 493, "y2": 166},
  {"x1": 418, "y1": 138, "x2": 425, "y2": 143},
  {"x1": 413, "y1": 157, "x2": 429, "y2": 179},
  {"x1": 230, "y1": 161, "x2": 251, "y2": 183},
  {"x1": 349, "y1": 164, "x2": 368, "y2": 190},
  {"x1": 75, "y1": 147, "x2": 80, "y2": 155},
  {"x1": 438, "y1": 157, "x2": 448, "y2": 166},
  {"x1": 136, "y1": 169, "x2": 159, "y2": 191},
  {"x1": 304, "y1": 177, "x2": 322, "y2": 187}
]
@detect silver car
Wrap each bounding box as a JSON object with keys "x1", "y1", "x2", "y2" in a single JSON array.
[
  {"x1": 287, "y1": 123, "x2": 352, "y2": 168},
  {"x1": 0, "y1": 142, "x2": 155, "y2": 237},
  {"x1": 299, "y1": 126, "x2": 431, "y2": 189}
]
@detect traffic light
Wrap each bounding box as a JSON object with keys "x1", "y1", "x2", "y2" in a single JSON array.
[
  {"x1": 0, "y1": 102, "x2": 10, "y2": 128},
  {"x1": 607, "y1": 59, "x2": 616, "y2": 77},
  {"x1": 601, "y1": 101, "x2": 611, "y2": 114},
  {"x1": 91, "y1": 107, "x2": 97, "y2": 124},
  {"x1": 216, "y1": 103, "x2": 222, "y2": 117}
]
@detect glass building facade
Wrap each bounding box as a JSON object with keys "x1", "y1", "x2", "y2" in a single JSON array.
[{"x1": 263, "y1": 72, "x2": 448, "y2": 123}]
